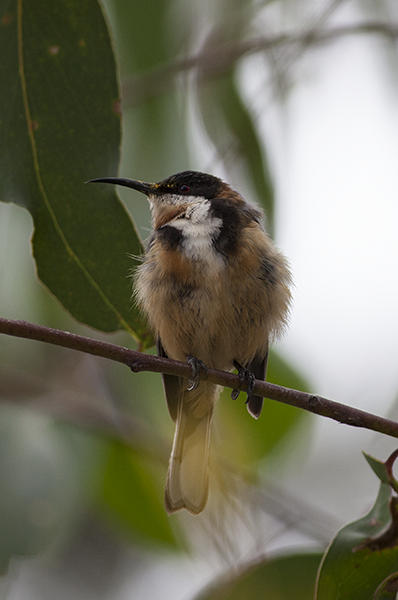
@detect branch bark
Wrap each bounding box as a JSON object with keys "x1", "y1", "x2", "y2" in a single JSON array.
[{"x1": 1, "y1": 317, "x2": 398, "y2": 440}]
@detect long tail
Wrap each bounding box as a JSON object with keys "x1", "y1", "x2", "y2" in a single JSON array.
[{"x1": 165, "y1": 382, "x2": 216, "y2": 515}]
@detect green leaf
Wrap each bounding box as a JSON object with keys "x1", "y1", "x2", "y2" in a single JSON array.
[
  {"x1": 195, "y1": 553, "x2": 322, "y2": 600},
  {"x1": 315, "y1": 481, "x2": 398, "y2": 599},
  {"x1": 217, "y1": 351, "x2": 309, "y2": 465},
  {"x1": 98, "y1": 441, "x2": 179, "y2": 548},
  {"x1": 0, "y1": 0, "x2": 151, "y2": 344}
]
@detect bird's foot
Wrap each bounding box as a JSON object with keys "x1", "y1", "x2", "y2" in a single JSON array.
[
  {"x1": 186, "y1": 356, "x2": 208, "y2": 391},
  {"x1": 231, "y1": 361, "x2": 256, "y2": 401}
]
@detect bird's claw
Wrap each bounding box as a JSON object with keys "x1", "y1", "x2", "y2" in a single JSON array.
[
  {"x1": 186, "y1": 356, "x2": 208, "y2": 391},
  {"x1": 231, "y1": 388, "x2": 240, "y2": 401},
  {"x1": 231, "y1": 362, "x2": 256, "y2": 401}
]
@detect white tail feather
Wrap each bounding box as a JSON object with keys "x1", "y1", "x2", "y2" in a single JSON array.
[{"x1": 165, "y1": 383, "x2": 215, "y2": 514}]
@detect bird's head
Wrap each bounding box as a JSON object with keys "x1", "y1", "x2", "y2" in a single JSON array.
[
  {"x1": 90, "y1": 171, "x2": 241, "y2": 228},
  {"x1": 89, "y1": 170, "x2": 264, "y2": 260}
]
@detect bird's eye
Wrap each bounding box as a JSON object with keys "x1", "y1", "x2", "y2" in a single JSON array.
[{"x1": 179, "y1": 184, "x2": 190, "y2": 193}]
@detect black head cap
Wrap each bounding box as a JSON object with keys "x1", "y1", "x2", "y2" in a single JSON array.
[{"x1": 155, "y1": 171, "x2": 223, "y2": 199}]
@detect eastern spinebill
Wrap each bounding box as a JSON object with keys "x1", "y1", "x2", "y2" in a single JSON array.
[{"x1": 89, "y1": 171, "x2": 292, "y2": 515}]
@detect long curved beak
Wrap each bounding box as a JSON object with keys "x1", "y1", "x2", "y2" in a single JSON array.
[{"x1": 87, "y1": 177, "x2": 157, "y2": 196}]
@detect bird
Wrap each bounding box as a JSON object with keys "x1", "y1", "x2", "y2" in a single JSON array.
[{"x1": 89, "y1": 171, "x2": 292, "y2": 515}]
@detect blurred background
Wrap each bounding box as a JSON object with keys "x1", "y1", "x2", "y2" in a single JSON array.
[{"x1": 1, "y1": 0, "x2": 398, "y2": 597}]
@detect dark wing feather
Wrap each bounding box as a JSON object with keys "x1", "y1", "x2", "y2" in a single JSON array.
[
  {"x1": 156, "y1": 338, "x2": 181, "y2": 423},
  {"x1": 246, "y1": 350, "x2": 269, "y2": 419}
]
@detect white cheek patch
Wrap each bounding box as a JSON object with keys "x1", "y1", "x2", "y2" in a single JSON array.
[
  {"x1": 186, "y1": 200, "x2": 210, "y2": 223},
  {"x1": 168, "y1": 200, "x2": 223, "y2": 264}
]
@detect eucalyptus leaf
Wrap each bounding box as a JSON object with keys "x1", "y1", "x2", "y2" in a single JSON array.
[
  {"x1": 0, "y1": 0, "x2": 151, "y2": 344},
  {"x1": 316, "y1": 463, "x2": 398, "y2": 600}
]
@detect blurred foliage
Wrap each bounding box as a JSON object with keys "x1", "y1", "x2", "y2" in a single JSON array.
[
  {"x1": 99, "y1": 441, "x2": 179, "y2": 548},
  {"x1": 104, "y1": 0, "x2": 191, "y2": 231},
  {"x1": 216, "y1": 351, "x2": 309, "y2": 466},
  {"x1": 198, "y1": 71, "x2": 276, "y2": 235},
  {"x1": 2, "y1": 0, "x2": 398, "y2": 598},
  {"x1": 0, "y1": 405, "x2": 103, "y2": 573}
]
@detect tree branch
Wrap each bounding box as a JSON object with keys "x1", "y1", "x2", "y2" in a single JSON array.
[
  {"x1": 122, "y1": 21, "x2": 398, "y2": 105},
  {"x1": 1, "y1": 317, "x2": 398, "y2": 440}
]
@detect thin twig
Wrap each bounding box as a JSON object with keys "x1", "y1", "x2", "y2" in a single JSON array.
[
  {"x1": 1, "y1": 318, "x2": 398, "y2": 439},
  {"x1": 122, "y1": 21, "x2": 398, "y2": 105}
]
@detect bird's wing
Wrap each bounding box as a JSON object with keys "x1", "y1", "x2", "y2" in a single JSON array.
[
  {"x1": 246, "y1": 349, "x2": 269, "y2": 419},
  {"x1": 156, "y1": 337, "x2": 181, "y2": 423}
]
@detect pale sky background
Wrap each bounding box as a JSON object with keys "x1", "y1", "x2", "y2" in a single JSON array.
[{"x1": 281, "y1": 36, "x2": 398, "y2": 411}]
